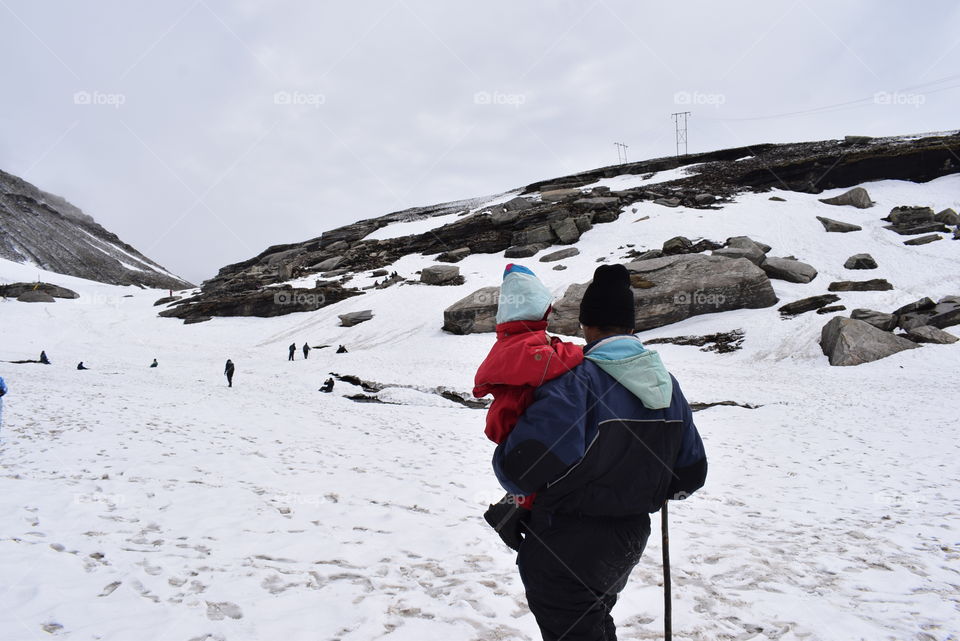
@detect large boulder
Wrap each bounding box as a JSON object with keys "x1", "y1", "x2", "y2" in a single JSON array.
[
  {"x1": 547, "y1": 255, "x2": 778, "y2": 335},
  {"x1": 820, "y1": 317, "x2": 920, "y2": 366},
  {"x1": 437, "y1": 247, "x2": 470, "y2": 263},
  {"x1": 502, "y1": 196, "x2": 534, "y2": 212},
  {"x1": 420, "y1": 265, "x2": 461, "y2": 285},
  {"x1": 726, "y1": 236, "x2": 772, "y2": 254},
  {"x1": 850, "y1": 308, "x2": 898, "y2": 332},
  {"x1": 550, "y1": 218, "x2": 581, "y2": 244},
  {"x1": 816, "y1": 216, "x2": 862, "y2": 233},
  {"x1": 761, "y1": 257, "x2": 818, "y2": 284},
  {"x1": 843, "y1": 253, "x2": 877, "y2": 269},
  {"x1": 779, "y1": 294, "x2": 841, "y2": 316},
  {"x1": 442, "y1": 287, "x2": 498, "y2": 334},
  {"x1": 0, "y1": 282, "x2": 79, "y2": 299},
  {"x1": 903, "y1": 234, "x2": 942, "y2": 246},
  {"x1": 818, "y1": 187, "x2": 873, "y2": 209},
  {"x1": 17, "y1": 290, "x2": 56, "y2": 303},
  {"x1": 311, "y1": 256, "x2": 344, "y2": 272},
  {"x1": 885, "y1": 206, "x2": 948, "y2": 235},
  {"x1": 339, "y1": 310, "x2": 373, "y2": 327}
]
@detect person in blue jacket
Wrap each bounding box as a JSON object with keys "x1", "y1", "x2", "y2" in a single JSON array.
[
  {"x1": 490, "y1": 264, "x2": 707, "y2": 641},
  {"x1": 0, "y1": 376, "x2": 7, "y2": 432}
]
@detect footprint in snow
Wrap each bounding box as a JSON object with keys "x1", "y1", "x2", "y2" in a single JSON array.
[{"x1": 205, "y1": 601, "x2": 243, "y2": 620}]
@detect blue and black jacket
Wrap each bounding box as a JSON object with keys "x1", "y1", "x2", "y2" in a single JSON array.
[{"x1": 493, "y1": 335, "x2": 707, "y2": 516}]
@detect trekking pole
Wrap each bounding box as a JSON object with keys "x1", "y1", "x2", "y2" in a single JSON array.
[{"x1": 662, "y1": 502, "x2": 672, "y2": 641}]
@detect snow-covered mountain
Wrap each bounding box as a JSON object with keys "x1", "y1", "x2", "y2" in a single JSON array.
[
  {"x1": 0, "y1": 132, "x2": 958, "y2": 641},
  {"x1": 0, "y1": 169, "x2": 192, "y2": 290}
]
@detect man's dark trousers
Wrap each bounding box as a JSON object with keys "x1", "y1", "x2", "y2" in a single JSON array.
[{"x1": 518, "y1": 511, "x2": 651, "y2": 641}]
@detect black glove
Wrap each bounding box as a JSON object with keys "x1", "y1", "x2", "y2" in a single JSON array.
[{"x1": 484, "y1": 494, "x2": 531, "y2": 551}]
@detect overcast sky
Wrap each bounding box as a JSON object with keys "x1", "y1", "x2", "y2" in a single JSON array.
[{"x1": 1, "y1": 1, "x2": 957, "y2": 284}]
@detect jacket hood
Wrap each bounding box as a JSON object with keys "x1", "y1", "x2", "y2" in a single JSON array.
[
  {"x1": 585, "y1": 335, "x2": 672, "y2": 409},
  {"x1": 496, "y1": 264, "x2": 553, "y2": 324}
]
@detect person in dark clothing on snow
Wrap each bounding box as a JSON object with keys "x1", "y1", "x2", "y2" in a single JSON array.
[
  {"x1": 490, "y1": 264, "x2": 707, "y2": 641},
  {"x1": 76, "y1": 362, "x2": 88, "y2": 370},
  {"x1": 150, "y1": 358, "x2": 158, "y2": 368},
  {"x1": 320, "y1": 377, "x2": 334, "y2": 393},
  {"x1": 336, "y1": 345, "x2": 348, "y2": 354},
  {"x1": 39, "y1": 351, "x2": 50, "y2": 365},
  {"x1": 288, "y1": 343, "x2": 296, "y2": 361},
  {"x1": 224, "y1": 359, "x2": 235, "y2": 387},
  {"x1": 302, "y1": 343, "x2": 311, "y2": 359}
]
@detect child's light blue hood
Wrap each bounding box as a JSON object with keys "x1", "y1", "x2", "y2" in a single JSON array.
[
  {"x1": 496, "y1": 264, "x2": 553, "y2": 324},
  {"x1": 585, "y1": 335, "x2": 673, "y2": 409}
]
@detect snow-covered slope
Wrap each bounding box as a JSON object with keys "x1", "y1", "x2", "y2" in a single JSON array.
[
  {"x1": 0, "y1": 176, "x2": 958, "y2": 641},
  {"x1": 0, "y1": 169, "x2": 192, "y2": 290}
]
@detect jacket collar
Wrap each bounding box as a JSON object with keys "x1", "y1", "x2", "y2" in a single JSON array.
[{"x1": 496, "y1": 319, "x2": 549, "y2": 338}]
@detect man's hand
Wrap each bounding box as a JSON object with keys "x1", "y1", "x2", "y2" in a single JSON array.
[{"x1": 484, "y1": 494, "x2": 531, "y2": 551}]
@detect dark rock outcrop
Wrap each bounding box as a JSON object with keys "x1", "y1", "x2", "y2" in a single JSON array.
[
  {"x1": 903, "y1": 234, "x2": 942, "y2": 246},
  {"x1": 843, "y1": 254, "x2": 877, "y2": 269},
  {"x1": 160, "y1": 285, "x2": 361, "y2": 322},
  {"x1": 850, "y1": 308, "x2": 898, "y2": 331},
  {"x1": 902, "y1": 325, "x2": 958, "y2": 344},
  {"x1": 0, "y1": 169, "x2": 192, "y2": 289},
  {"x1": 540, "y1": 248, "x2": 580, "y2": 262},
  {"x1": 828, "y1": 279, "x2": 893, "y2": 292},
  {"x1": 779, "y1": 294, "x2": 841, "y2": 316},
  {"x1": 17, "y1": 290, "x2": 56, "y2": 303}
]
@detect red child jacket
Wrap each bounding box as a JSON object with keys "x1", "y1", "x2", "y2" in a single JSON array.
[{"x1": 473, "y1": 319, "x2": 584, "y2": 445}]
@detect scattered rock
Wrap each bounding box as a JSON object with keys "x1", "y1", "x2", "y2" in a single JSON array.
[
  {"x1": 339, "y1": 310, "x2": 374, "y2": 327},
  {"x1": 653, "y1": 197, "x2": 681, "y2": 208},
  {"x1": 818, "y1": 187, "x2": 873, "y2": 209},
  {"x1": 843, "y1": 253, "x2": 877, "y2": 269},
  {"x1": 893, "y1": 297, "x2": 936, "y2": 316},
  {"x1": 693, "y1": 194, "x2": 716, "y2": 205},
  {"x1": 504, "y1": 244, "x2": 544, "y2": 258},
  {"x1": 490, "y1": 210, "x2": 519, "y2": 226},
  {"x1": 420, "y1": 265, "x2": 462, "y2": 285},
  {"x1": 820, "y1": 317, "x2": 920, "y2": 366},
  {"x1": 934, "y1": 208, "x2": 959, "y2": 226},
  {"x1": 779, "y1": 294, "x2": 841, "y2": 316},
  {"x1": 436, "y1": 247, "x2": 470, "y2": 263},
  {"x1": 17, "y1": 290, "x2": 56, "y2": 303},
  {"x1": 885, "y1": 206, "x2": 948, "y2": 235},
  {"x1": 539, "y1": 248, "x2": 580, "y2": 262},
  {"x1": 690, "y1": 400, "x2": 760, "y2": 412},
  {"x1": 370, "y1": 269, "x2": 389, "y2": 277},
  {"x1": 902, "y1": 325, "x2": 958, "y2": 344},
  {"x1": 903, "y1": 234, "x2": 942, "y2": 246},
  {"x1": 712, "y1": 247, "x2": 764, "y2": 265},
  {"x1": 572, "y1": 196, "x2": 620, "y2": 211},
  {"x1": 502, "y1": 196, "x2": 534, "y2": 212},
  {"x1": 828, "y1": 279, "x2": 893, "y2": 292},
  {"x1": 816, "y1": 216, "x2": 862, "y2": 233},
  {"x1": 761, "y1": 257, "x2": 818, "y2": 283},
  {"x1": 153, "y1": 295, "x2": 182, "y2": 306},
  {"x1": 645, "y1": 329, "x2": 745, "y2": 353},
  {"x1": 552, "y1": 264, "x2": 567, "y2": 271},
  {"x1": 442, "y1": 287, "x2": 498, "y2": 334},
  {"x1": 550, "y1": 217, "x2": 582, "y2": 244},
  {"x1": 850, "y1": 309, "x2": 898, "y2": 331},
  {"x1": 548, "y1": 255, "x2": 778, "y2": 335},
  {"x1": 726, "y1": 236, "x2": 772, "y2": 254},
  {"x1": 843, "y1": 135, "x2": 873, "y2": 145},
  {"x1": 662, "y1": 236, "x2": 693, "y2": 255},
  {"x1": 183, "y1": 316, "x2": 211, "y2": 325},
  {"x1": 311, "y1": 256, "x2": 344, "y2": 272},
  {"x1": 816, "y1": 304, "x2": 846, "y2": 314},
  {"x1": 769, "y1": 196, "x2": 786, "y2": 202}
]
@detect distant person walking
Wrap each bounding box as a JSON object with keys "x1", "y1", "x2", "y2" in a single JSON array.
[
  {"x1": 150, "y1": 358, "x2": 158, "y2": 368},
  {"x1": 320, "y1": 377, "x2": 334, "y2": 393},
  {"x1": 0, "y1": 376, "x2": 7, "y2": 433},
  {"x1": 39, "y1": 351, "x2": 50, "y2": 365},
  {"x1": 76, "y1": 362, "x2": 89, "y2": 370},
  {"x1": 288, "y1": 343, "x2": 296, "y2": 361},
  {"x1": 224, "y1": 359, "x2": 235, "y2": 387},
  {"x1": 302, "y1": 343, "x2": 311, "y2": 359},
  {"x1": 336, "y1": 345, "x2": 348, "y2": 354}
]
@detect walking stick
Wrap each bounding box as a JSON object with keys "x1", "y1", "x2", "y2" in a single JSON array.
[{"x1": 662, "y1": 502, "x2": 672, "y2": 641}]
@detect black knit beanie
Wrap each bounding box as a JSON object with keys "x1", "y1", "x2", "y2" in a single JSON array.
[{"x1": 578, "y1": 264, "x2": 635, "y2": 330}]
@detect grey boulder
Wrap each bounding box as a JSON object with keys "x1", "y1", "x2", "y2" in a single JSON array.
[
  {"x1": 818, "y1": 187, "x2": 873, "y2": 209},
  {"x1": 850, "y1": 308, "x2": 898, "y2": 332},
  {"x1": 816, "y1": 216, "x2": 862, "y2": 233},
  {"x1": 934, "y1": 208, "x2": 959, "y2": 226},
  {"x1": 540, "y1": 248, "x2": 580, "y2": 263},
  {"x1": 17, "y1": 290, "x2": 56, "y2": 303},
  {"x1": 843, "y1": 253, "x2": 877, "y2": 269},
  {"x1": 820, "y1": 317, "x2": 919, "y2": 366},
  {"x1": 339, "y1": 310, "x2": 373, "y2": 327},
  {"x1": 420, "y1": 265, "x2": 461, "y2": 285},
  {"x1": 442, "y1": 287, "x2": 498, "y2": 334},
  {"x1": 903, "y1": 325, "x2": 958, "y2": 344},
  {"x1": 761, "y1": 257, "x2": 818, "y2": 283},
  {"x1": 547, "y1": 254, "x2": 778, "y2": 335}
]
